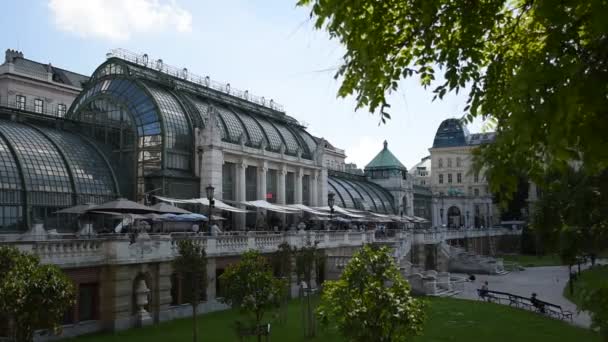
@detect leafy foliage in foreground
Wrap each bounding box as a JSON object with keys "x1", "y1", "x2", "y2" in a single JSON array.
[
  {"x1": 0, "y1": 246, "x2": 75, "y2": 342},
  {"x1": 317, "y1": 245, "x2": 425, "y2": 342},
  {"x1": 219, "y1": 250, "x2": 286, "y2": 330},
  {"x1": 297, "y1": 0, "x2": 608, "y2": 198},
  {"x1": 172, "y1": 239, "x2": 208, "y2": 342}
]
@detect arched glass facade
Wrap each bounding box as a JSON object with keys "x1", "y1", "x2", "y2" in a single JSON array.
[
  {"x1": 68, "y1": 58, "x2": 317, "y2": 201},
  {"x1": 0, "y1": 119, "x2": 118, "y2": 232},
  {"x1": 328, "y1": 176, "x2": 395, "y2": 214}
]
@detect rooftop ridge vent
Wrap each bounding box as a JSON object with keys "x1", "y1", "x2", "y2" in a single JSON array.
[{"x1": 106, "y1": 48, "x2": 285, "y2": 113}]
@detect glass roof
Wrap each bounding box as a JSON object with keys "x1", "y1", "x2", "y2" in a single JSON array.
[
  {"x1": 38, "y1": 127, "x2": 116, "y2": 199},
  {"x1": 0, "y1": 120, "x2": 118, "y2": 207},
  {"x1": 215, "y1": 105, "x2": 247, "y2": 143},
  {"x1": 432, "y1": 118, "x2": 470, "y2": 148},
  {"x1": 231, "y1": 108, "x2": 267, "y2": 147},
  {"x1": 0, "y1": 120, "x2": 118, "y2": 206},
  {"x1": 254, "y1": 116, "x2": 284, "y2": 151},
  {"x1": 0, "y1": 135, "x2": 21, "y2": 192},
  {"x1": 328, "y1": 175, "x2": 395, "y2": 214},
  {"x1": 143, "y1": 83, "x2": 192, "y2": 151},
  {"x1": 273, "y1": 123, "x2": 301, "y2": 155}
]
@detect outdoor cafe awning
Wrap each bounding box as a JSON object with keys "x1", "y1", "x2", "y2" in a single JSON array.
[
  {"x1": 154, "y1": 196, "x2": 249, "y2": 213},
  {"x1": 314, "y1": 205, "x2": 367, "y2": 218},
  {"x1": 285, "y1": 204, "x2": 331, "y2": 216},
  {"x1": 242, "y1": 200, "x2": 301, "y2": 214}
]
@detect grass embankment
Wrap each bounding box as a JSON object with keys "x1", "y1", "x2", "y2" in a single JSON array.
[
  {"x1": 67, "y1": 297, "x2": 598, "y2": 342},
  {"x1": 564, "y1": 264, "x2": 608, "y2": 307},
  {"x1": 501, "y1": 254, "x2": 563, "y2": 267}
]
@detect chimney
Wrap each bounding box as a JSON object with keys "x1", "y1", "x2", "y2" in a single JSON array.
[{"x1": 5, "y1": 49, "x2": 24, "y2": 63}]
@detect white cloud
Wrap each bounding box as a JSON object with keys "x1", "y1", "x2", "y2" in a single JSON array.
[
  {"x1": 344, "y1": 136, "x2": 385, "y2": 168},
  {"x1": 48, "y1": 0, "x2": 192, "y2": 41}
]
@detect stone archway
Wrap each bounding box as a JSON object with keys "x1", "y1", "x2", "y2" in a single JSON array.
[{"x1": 447, "y1": 206, "x2": 462, "y2": 229}]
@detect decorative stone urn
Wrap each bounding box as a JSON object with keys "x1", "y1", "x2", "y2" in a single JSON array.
[{"x1": 135, "y1": 279, "x2": 152, "y2": 327}]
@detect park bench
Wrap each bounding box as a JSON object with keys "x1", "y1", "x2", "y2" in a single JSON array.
[
  {"x1": 477, "y1": 289, "x2": 502, "y2": 304},
  {"x1": 476, "y1": 290, "x2": 573, "y2": 322},
  {"x1": 539, "y1": 300, "x2": 573, "y2": 321},
  {"x1": 234, "y1": 321, "x2": 271, "y2": 342}
]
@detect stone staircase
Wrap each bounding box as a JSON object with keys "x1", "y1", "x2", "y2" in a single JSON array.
[{"x1": 445, "y1": 244, "x2": 508, "y2": 275}]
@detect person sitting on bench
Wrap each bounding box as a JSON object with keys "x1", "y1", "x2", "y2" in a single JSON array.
[
  {"x1": 531, "y1": 293, "x2": 546, "y2": 313},
  {"x1": 480, "y1": 281, "x2": 489, "y2": 297}
]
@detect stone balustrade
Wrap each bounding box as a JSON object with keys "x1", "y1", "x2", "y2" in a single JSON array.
[
  {"x1": 5, "y1": 228, "x2": 520, "y2": 268},
  {"x1": 7, "y1": 230, "x2": 378, "y2": 267}
]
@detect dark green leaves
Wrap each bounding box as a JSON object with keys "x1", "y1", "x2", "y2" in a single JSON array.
[
  {"x1": 298, "y1": 0, "x2": 608, "y2": 197},
  {"x1": 317, "y1": 245, "x2": 426, "y2": 342}
]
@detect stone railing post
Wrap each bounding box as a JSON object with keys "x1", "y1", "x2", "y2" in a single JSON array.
[
  {"x1": 206, "y1": 237, "x2": 217, "y2": 254},
  {"x1": 247, "y1": 234, "x2": 256, "y2": 250}
]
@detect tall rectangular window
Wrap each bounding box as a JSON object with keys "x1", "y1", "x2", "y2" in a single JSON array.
[
  {"x1": 78, "y1": 283, "x2": 98, "y2": 321},
  {"x1": 57, "y1": 104, "x2": 67, "y2": 117},
  {"x1": 266, "y1": 169, "x2": 277, "y2": 203},
  {"x1": 474, "y1": 188, "x2": 479, "y2": 196},
  {"x1": 447, "y1": 158, "x2": 452, "y2": 167},
  {"x1": 286, "y1": 172, "x2": 295, "y2": 204},
  {"x1": 448, "y1": 173, "x2": 453, "y2": 183},
  {"x1": 474, "y1": 172, "x2": 479, "y2": 183},
  {"x1": 245, "y1": 166, "x2": 257, "y2": 201},
  {"x1": 438, "y1": 174, "x2": 443, "y2": 184},
  {"x1": 34, "y1": 99, "x2": 43, "y2": 113},
  {"x1": 16, "y1": 95, "x2": 26, "y2": 110},
  {"x1": 457, "y1": 173, "x2": 462, "y2": 183},
  {"x1": 302, "y1": 175, "x2": 311, "y2": 205},
  {"x1": 222, "y1": 163, "x2": 235, "y2": 201}
]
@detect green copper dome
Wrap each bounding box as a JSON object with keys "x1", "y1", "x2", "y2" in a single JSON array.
[{"x1": 365, "y1": 140, "x2": 407, "y2": 170}]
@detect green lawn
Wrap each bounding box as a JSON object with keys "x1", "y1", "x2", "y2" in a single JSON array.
[
  {"x1": 67, "y1": 297, "x2": 598, "y2": 342},
  {"x1": 564, "y1": 265, "x2": 608, "y2": 307},
  {"x1": 501, "y1": 254, "x2": 564, "y2": 267}
]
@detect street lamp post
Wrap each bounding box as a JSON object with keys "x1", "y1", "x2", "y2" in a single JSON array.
[
  {"x1": 206, "y1": 184, "x2": 215, "y2": 233},
  {"x1": 328, "y1": 192, "x2": 335, "y2": 229}
]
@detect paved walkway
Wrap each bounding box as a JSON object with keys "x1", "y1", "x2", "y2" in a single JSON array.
[{"x1": 454, "y1": 265, "x2": 591, "y2": 327}]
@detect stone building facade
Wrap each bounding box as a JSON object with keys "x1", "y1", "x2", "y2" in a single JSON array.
[
  {"x1": 0, "y1": 49, "x2": 88, "y2": 116},
  {"x1": 428, "y1": 119, "x2": 496, "y2": 228}
]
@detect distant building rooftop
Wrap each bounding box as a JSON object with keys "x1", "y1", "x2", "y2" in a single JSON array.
[{"x1": 2, "y1": 49, "x2": 89, "y2": 89}]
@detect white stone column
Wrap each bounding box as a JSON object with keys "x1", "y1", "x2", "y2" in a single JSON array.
[
  {"x1": 319, "y1": 169, "x2": 328, "y2": 207},
  {"x1": 235, "y1": 160, "x2": 247, "y2": 230},
  {"x1": 310, "y1": 171, "x2": 318, "y2": 206},
  {"x1": 258, "y1": 162, "x2": 267, "y2": 200},
  {"x1": 295, "y1": 168, "x2": 303, "y2": 204},
  {"x1": 277, "y1": 165, "x2": 286, "y2": 205},
  {"x1": 200, "y1": 149, "x2": 223, "y2": 200}
]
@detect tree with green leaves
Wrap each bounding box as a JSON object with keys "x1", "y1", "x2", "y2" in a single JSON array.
[
  {"x1": 297, "y1": 0, "x2": 608, "y2": 198},
  {"x1": 581, "y1": 285, "x2": 608, "y2": 341},
  {"x1": 0, "y1": 246, "x2": 75, "y2": 342},
  {"x1": 219, "y1": 250, "x2": 286, "y2": 342},
  {"x1": 173, "y1": 240, "x2": 208, "y2": 342},
  {"x1": 295, "y1": 241, "x2": 325, "y2": 288},
  {"x1": 317, "y1": 245, "x2": 425, "y2": 342}
]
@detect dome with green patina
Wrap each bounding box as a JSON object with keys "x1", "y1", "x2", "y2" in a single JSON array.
[{"x1": 364, "y1": 140, "x2": 407, "y2": 171}]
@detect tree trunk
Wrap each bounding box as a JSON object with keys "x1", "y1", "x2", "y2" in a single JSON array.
[
  {"x1": 568, "y1": 265, "x2": 574, "y2": 296},
  {"x1": 192, "y1": 303, "x2": 198, "y2": 342},
  {"x1": 192, "y1": 274, "x2": 199, "y2": 342}
]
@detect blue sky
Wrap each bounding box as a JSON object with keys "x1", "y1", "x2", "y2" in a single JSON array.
[{"x1": 0, "y1": 0, "x2": 483, "y2": 168}]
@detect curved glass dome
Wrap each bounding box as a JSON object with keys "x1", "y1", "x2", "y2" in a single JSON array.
[
  {"x1": 0, "y1": 119, "x2": 119, "y2": 232},
  {"x1": 432, "y1": 118, "x2": 470, "y2": 148},
  {"x1": 328, "y1": 175, "x2": 395, "y2": 214}
]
